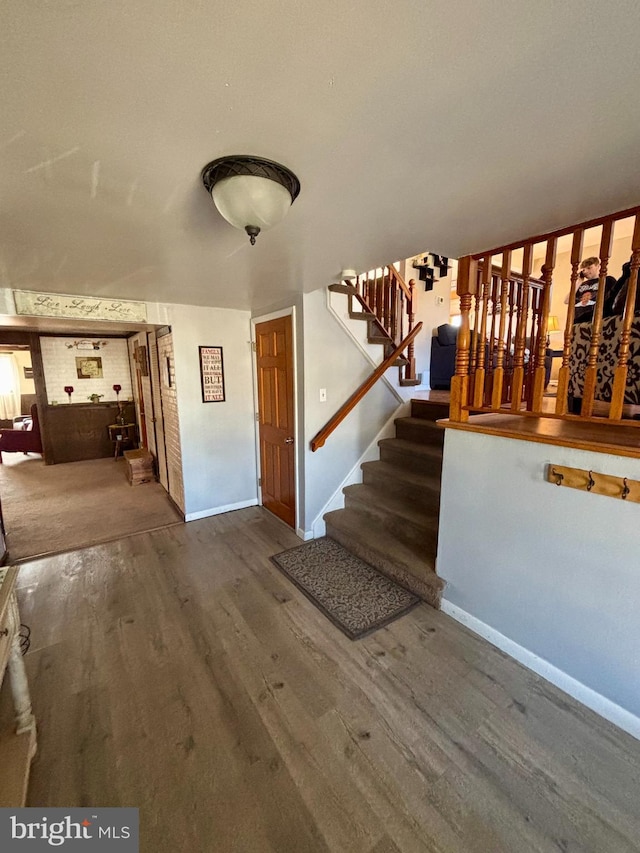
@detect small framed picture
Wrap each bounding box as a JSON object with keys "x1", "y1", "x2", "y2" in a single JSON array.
[
  {"x1": 199, "y1": 346, "x2": 225, "y2": 403},
  {"x1": 76, "y1": 356, "x2": 103, "y2": 378}
]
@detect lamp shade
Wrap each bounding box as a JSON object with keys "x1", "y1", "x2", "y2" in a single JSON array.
[
  {"x1": 547, "y1": 315, "x2": 560, "y2": 332},
  {"x1": 202, "y1": 156, "x2": 300, "y2": 245}
]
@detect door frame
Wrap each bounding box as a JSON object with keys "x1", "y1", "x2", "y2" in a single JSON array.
[{"x1": 251, "y1": 306, "x2": 304, "y2": 538}]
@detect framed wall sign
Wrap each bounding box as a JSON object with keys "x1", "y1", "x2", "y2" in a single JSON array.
[
  {"x1": 76, "y1": 356, "x2": 103, "y2": 378},
  {"x1": 199, "y1": 346, "x2": 225, "y2": 402}
]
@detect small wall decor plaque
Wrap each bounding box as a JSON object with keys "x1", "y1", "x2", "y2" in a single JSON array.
[
  {"x1": 76, "y1": 356, "x2": 103, "y2": 378},
  {"x1": 199, "y1": 346, "x2": 225, "y2": 402}
]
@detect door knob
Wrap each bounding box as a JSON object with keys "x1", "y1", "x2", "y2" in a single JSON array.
[{"x1": 284, "y1": 437, "x2": 294, "y2": 444}]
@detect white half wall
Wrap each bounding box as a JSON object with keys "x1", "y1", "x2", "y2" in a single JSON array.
[
  {"x1": 168, "y1": 303, "x2": 258, "y2": 519},
  {"x1": 437, "y1": 427, "x2": 640, "y2": 730}
]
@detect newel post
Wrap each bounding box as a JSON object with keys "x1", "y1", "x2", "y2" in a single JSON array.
[{"x1": 449, "y1": 256, "x2": 477, "y2": 422}]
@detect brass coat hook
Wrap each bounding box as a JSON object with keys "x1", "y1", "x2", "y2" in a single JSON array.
[
  {"x1": 551, "y1": 468, "x2": 564, "y2": 486},
  {"x1": 622, "y1": 478, "x2": 630, "y2": 500},
  {"x1": 587, "y1": 471, "x2": 595, "y2": 491}
]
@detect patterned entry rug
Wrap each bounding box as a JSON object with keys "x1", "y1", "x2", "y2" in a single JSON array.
[{"x1": 271, "y1": 537, "x2": 420, "y2": 640}]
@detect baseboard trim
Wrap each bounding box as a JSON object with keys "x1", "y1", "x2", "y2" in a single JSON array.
[
  {"x1": 296, "y1": 527, "x2": 314, "y2": 541},
  {"x1": 185, "y1": 499, "x2": 258, "y2": 522},
  {"x1": 441, "y1": 599, "x2": 640, "y2": 742}
]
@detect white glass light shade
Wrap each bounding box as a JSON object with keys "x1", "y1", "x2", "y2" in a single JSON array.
[{"x1": 211, "y1": 175, "x2": 292, "y2": 233}]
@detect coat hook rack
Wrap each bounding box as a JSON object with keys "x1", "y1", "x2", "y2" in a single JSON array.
[{"x1": 546, "y1": 464, "x2": 640, "y2": 503}]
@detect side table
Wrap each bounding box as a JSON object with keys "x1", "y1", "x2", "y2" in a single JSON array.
[{"x1": 107, "y1": 423, "x2": 138, "y2": 459}]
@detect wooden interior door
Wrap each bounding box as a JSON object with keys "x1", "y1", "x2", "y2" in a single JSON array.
[{"x1": 255, "y1": 316, "x2": 295, "y2": 528}]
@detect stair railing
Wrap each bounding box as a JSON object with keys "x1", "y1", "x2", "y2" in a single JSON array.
[
  {"x1": 450, "y1": 204, "x2": 640, "y2": 425},
  {"x1": 332, "y1": 265, "x2": 420, "y2": 385},
  {"x1": 310, "y1": 322, "x2": 423, "y2": 451}
]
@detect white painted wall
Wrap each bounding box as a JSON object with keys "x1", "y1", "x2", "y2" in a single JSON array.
[
  {"x1": 301, "y1": 287, "x2": 402, "y2": 535},
  {"x1": 437, "y1": 428, "x2": 640, "y2": 733},
  {"x1": 39, "y1": 336, "x2": 132, "y2": 404},
  {"x1": 168, "y1": 303, "x2": 258, "y2": 520},
  {"x1": 399, "y1": 257, "x2": 457, "y2": 389}
]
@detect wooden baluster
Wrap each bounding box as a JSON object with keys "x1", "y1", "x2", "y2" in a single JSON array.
[
  {"x1": 582, "y1": 220, "x2": 614, "y2": 417},
  {"x1": 485, "y1": 273, "x2": 500, "y2": 405},
  {"x1": 450, "y1": 256, "x2": 476, "y2": 422},
  {"x1": 375, "y1": 271, "x2": 384, "y2": 324},
  {"x1": 609, "y1": 214, "x2": 640, "y2": 419},
  {"x1": 511, "y1": 243, "x2": 532, "y2": 411},
  {"x1": 555, "y1": 229, "x2": 584, "y2": 415},
  {"x1": 405, "y1": 278, "x2": 417, "y2": 381},
  {"x1": 390, "y1": 277, "x2": 398, "y2": 344},
  {"x1": 469, "y1": 287, "x2": 480, "y2": 374},
  {"x1": 473, "y1": 256, "x2": 492, "y2": 408},
  {"x1": 491, "y1": 252, "x2": 511, "y2": 409},
  {"x1": 504, "y1": 279, "x2": 517, "y2": 404},
  {"x1": 383, "y1": 267, "x2": 391, "y2": 333},
  {"x1": 532, "y1": 238, "x2": 557, "y2": 411}
]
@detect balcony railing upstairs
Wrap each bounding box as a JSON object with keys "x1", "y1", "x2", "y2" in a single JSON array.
[{"x1": 450, "y1": 205, "x2": 640, "y2": 427}]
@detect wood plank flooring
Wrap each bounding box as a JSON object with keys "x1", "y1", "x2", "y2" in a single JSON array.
[{"x1": 11, "y1": 507, "x2": 640, "y2": 852}]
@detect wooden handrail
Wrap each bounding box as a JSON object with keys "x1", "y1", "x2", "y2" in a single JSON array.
[
  {"x1": 471, "y1": 204, "x2": 640, "y2": 260},
  {"x1": 310, "y1": 322, "x2": 423, "y2": 451}
]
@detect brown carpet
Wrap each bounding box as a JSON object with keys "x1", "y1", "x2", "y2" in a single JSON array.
[{"x1": 0, "y1": 453, "x2": 182, "y2": 562}]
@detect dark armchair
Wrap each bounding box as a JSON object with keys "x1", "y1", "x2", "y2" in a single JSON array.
[{"x1": 0, "y1": 404, "x2": 43, "y2": 463}]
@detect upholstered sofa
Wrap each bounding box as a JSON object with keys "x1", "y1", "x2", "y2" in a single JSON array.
[
  {"x1": 430, "y1": 323, "x2": 552, "y2": 392},
  {"x1": 0, "y1": 404, "x2": 43, "y2": 462}
]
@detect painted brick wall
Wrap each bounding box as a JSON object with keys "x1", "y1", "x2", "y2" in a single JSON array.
[
  {"x1": 39, "y1": 337, "x2": 133, "y2": 404},
  {"x1": 157, "y1": 332, "x2": 184, "y2": 511}
]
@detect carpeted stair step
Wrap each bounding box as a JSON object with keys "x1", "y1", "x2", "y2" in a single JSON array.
[
  {"x1": 361, "y1": 460, "x2": 441, "y2": 511},
  {"x1": 394, "y1": 416, "x2": 445, "y2": 447},
  {"x1": 411, "y1": 399, "x2": 450, "y2": 422},
  {"x1": 324, "y1": 507, "x2": 445, "y2": 607},
  {"x1": 378, "y1": 437, "x2": 443, "y2": 477},
  {"x1": 343, "y1": 484, "x2": 438, "y2": 552}
]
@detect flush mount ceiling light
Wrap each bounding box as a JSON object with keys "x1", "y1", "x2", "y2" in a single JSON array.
[{"x1": 202, "y1": 155, "x2": 301, "y2": 245}]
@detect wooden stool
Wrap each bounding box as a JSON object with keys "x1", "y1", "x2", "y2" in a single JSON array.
[{"x1": 123, "y1": 448, "x2": 154, "y2": 485}]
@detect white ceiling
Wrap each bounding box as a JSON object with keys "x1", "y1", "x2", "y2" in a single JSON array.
[{"x1": 1, "y1": 1, "x2": 639, "y2": 313}]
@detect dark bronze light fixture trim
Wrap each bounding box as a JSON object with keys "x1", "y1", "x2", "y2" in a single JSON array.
[{"x1": 201, "y1": 155, "x2": 301, "y2": 244}]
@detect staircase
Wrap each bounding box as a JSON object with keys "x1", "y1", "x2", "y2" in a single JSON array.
[{"x1": 324, "y1": 398, "x2": 447, "y2": 608}]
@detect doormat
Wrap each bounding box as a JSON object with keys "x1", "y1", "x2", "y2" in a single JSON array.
[{"x1": 271, "y1": 537, "x2": 420, "y2": 640}]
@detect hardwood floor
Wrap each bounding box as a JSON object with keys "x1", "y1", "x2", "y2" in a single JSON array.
[{"x1": 11, "y1": 507, "x2": 640, "y2": 852}]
